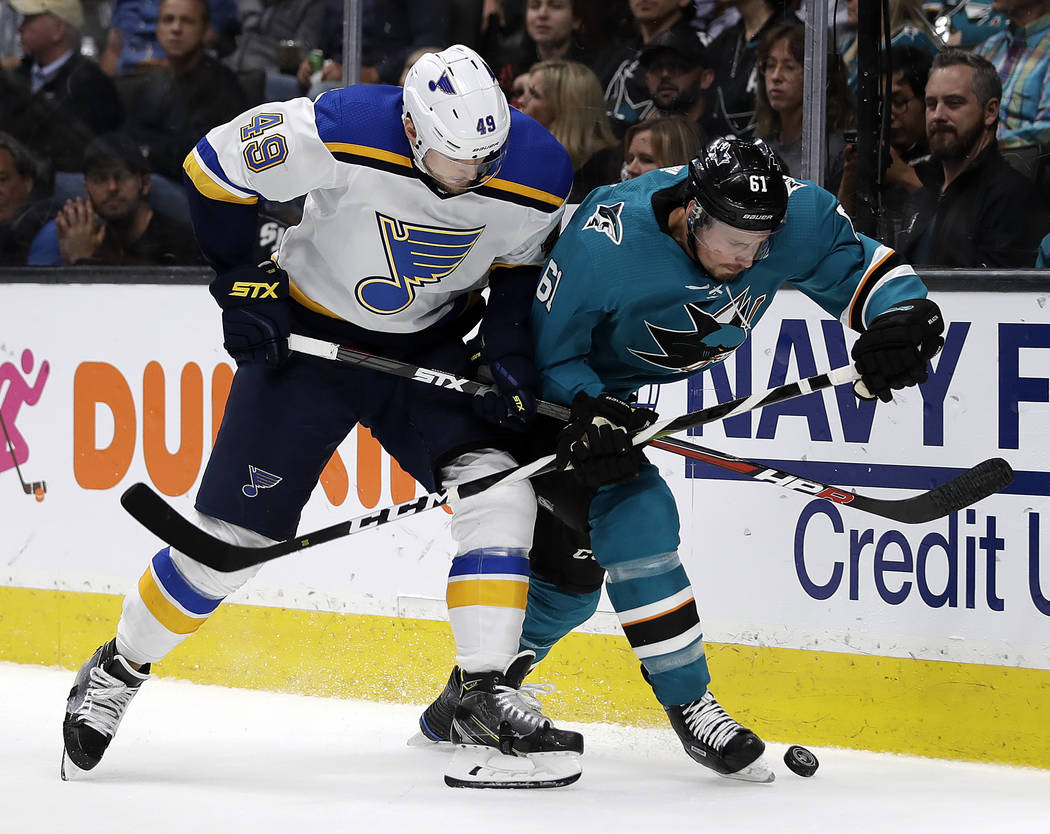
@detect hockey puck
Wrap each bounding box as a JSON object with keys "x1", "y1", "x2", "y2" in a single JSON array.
[{"x1": 783, "y1": 745, "x2": 819, "y2": 777}]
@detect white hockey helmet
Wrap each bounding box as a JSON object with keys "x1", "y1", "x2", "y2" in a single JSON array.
[{"x1": 402, "y1": 44, "x2": 511, "y2": 191}]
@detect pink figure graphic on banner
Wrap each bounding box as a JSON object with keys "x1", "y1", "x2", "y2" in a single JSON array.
[{"x1": 0, "y1": 349, "x2": 50, "y2": 479}]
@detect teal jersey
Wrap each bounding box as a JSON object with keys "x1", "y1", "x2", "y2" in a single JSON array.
[{"x1": 532, "y1": 166, "x2": 929, "y2": 404}]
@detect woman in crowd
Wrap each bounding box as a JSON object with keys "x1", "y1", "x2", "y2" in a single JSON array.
[
  {"x1": 754, "y1": 21, "x2": 855, "y2": 192},
  {"x1": 518, "y1": 59, "x2": 619, "y2": 202},
  {"x1": 621, "y1": 115, "x2": 705, "y2": 181},
  {"x1": 839, "y1": 0, "x2": 940, "y2": 92}
]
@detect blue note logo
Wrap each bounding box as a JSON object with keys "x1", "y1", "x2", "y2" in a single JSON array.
[
  {"x1": 582, "y1": 202, "x2": 624, "y2": 245},
  {"x1": 356, "y1": 213, "x2": 484, "y2": 315},
  {"x1": 428, "y1": 71, "x2": 456, "y2": 94},
  {"x1": 242, "y1": 466, "x2": 282, "y2": 498}
]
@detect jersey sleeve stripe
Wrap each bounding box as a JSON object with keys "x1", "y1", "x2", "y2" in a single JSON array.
[
  {"x1": 324, "y1": 141, "x2": 413, "y2": 169},
  {"x1": 480, "y1": 175, "x2": 566, "y2": 210},
  {"x1": 289, "y1": 279, "x2": 345, "y2": 320},
  {"x1": 844, "y1": 244, "x2": 896, "y2": 330},
  {"x1": 183, "y1": 146, "x2": 258, "y2": 205}
]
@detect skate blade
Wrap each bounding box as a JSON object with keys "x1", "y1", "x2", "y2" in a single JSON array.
[
  {"x1": 719, "y1": 755, "x2": 776, "y2": 784},
  {"x1": 406, "y1": 730, "x2": 451, "y2": 748},
  {"x1": 60, "y1": 750, "x2": 91, "y2": 781},
  {"x1": 444, "y1": 744, "x2": 582, "y2": 789}
]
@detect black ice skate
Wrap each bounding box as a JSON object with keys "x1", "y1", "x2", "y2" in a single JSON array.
[
  {"x1": 444, "y1": 651, "x2": 583, "y2": 788},
  {"x1": 415, "y1": 665, "x2": 462, "y2": 743},
  {"x1": 61, "y1": 639, "x2": 150, "y2": 780},
  {"x1": 664, "y1": 690, "x2": 774, "y2": 783}
]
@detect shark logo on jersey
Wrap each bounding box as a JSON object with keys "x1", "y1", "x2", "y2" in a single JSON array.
[
  {"x1": 629, "y1": 287, "x2": 765, "y2": 372},
  {"x1": 582, "y1": 202, "x2": 625, "y2": 245},
  {"x1": 242, "y1": 466, "x2": 282, "y2": 498},
  {"x1": 357, "y1": 214, "x2": 485, "y2": 315},
  {"x1": 429, "y1": 71, "x2": 455, "y2": 94}
]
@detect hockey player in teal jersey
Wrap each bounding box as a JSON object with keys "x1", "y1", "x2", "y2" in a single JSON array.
[{"x1": 419, "y1": 137, "x2": 944, "y2": 782}]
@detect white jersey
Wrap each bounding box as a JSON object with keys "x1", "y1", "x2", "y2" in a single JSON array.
[{"x1": 184, "y1": 85, "x2": 573, "y2": 334}]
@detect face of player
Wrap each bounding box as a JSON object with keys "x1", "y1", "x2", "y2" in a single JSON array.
[
  {"x1": 925, "y1": 65, "x2": 996, "y2": 162},
  {"x1": 518, "y1": 71, "x2": 555, "y2": 128},
  {"x1": 526, "y1": 0, "x2": 578, "y2": 49},
  {"x1": 623, "y1": 130, "x2": 659, "y2": 179},
  {"x1": 157, "y1": 0, "x2": 209, "y2": 60},
  {"x1": 690, "y1": 204, "x2": 773, "y2": 282},
  {"x1": 889, "y1": 71, "x2": 925, "y2": 149},
  {"x1": 762, "y1": 39, "x2": 803, "y2": 115},
  {"x1": 404, "y1": 116, "x2": 505, "y2": 194},
  {"x1": 85, "y1": 163, "x2": 148, "y2": 223},
  {"x1": 0, "y1": 149, "x2": 34, "y2": 224},
  {"x1": 644, "y1": 50, "x2": 706, "y2": 110}
]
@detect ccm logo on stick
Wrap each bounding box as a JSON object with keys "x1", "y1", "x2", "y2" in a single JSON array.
[{"x1": 754, "y1": 468, "x2": 855, "y2": 504}]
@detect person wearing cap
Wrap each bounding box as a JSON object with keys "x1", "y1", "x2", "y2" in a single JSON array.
[
  {"x1": 27, "y1": 133, "x2": 201, "y2": 265},
  {"x1": 596, "y1": 0, "x2": 699, "y2": 133},
  {"x1": 638, "y1": 28, "x2": 719, "y2": 140},
  {"x1": 0, "y1": 0, "x2": 123, "y2": 172}
]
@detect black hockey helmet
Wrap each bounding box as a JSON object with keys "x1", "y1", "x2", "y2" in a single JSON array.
[{"x1": 687, "y1": 137, "x2": 788, "y2": 232}]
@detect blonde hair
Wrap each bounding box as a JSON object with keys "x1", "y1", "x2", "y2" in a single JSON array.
[
  {"x1": 624, "y1": 116, "x2": 705, "y2": 168},
  {"x1": 529, "y1": 59, "x2": 617, "y2": 170}
]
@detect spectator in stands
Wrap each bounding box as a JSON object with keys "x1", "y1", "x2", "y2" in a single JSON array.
[
  {"x1": 838, "y1": 46, "x2": 934, "y2": 246},
  {"x1": 225, "y1": 0, "x2": 325, "y2": 101},
  {"x1": 1037, "y1": 230, "x2": 1050, "y2": 265},
  {"x1": 944, "y1": 0, "x2": 1008, "y2": 48},
  {"x1": 99, "y1": 0, "x2": 238, "y2": 76},
  {"x1": 637, "y1": 27, "x2": 719, "y2": 139},
  {"x1": 898, "y1": 49, "x2": 1048, "y2": 267},
  {"x1": 125, "y1": 0, "x2": 248, "y2": 183},
  {"x1": 973, "y1": 0, "x2": 1050, "y2": 150},
  {"x1": 0, "y1": 0, "x2": 123, "y2": 172},
  {"x1": 518, "y1": 59, "x2": 619, "y2": 201},
  {"x1": 486, "y1": 0, "x2": 592, "y2": 97},
  {"x1": 597, "y1": 0, "x2": 698, "y2": 131},
  {"x1": 621, "y1": 114, "x2": 704, "y2": 179},
  {"x1": 28, "y1": 133, "x2": 201, "y2": 266},
  {"x1": 839, "y1": 0, "x2": 941, "y2": 93},
  {"x1": 294, "y1": 0, "x2": 449, "y2": 95},
  {"x1": 754, "y1": 21, "x2": 854, "y2": 190},
  {"x1": 0, "y1": 132, "x2": 54, "y2": 266},
  {"x1": 705, "y1": 0, "x2": 800, "y2": 139}
]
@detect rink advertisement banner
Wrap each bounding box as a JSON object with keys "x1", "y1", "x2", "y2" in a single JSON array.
[{"x1": 1, "y1": 284, "x2": 1047, "y2": 670}]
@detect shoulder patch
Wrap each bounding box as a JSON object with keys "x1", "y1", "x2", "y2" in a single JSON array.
[{"x1": 582, "y1": 202, "x2": 625, "y2": 245}]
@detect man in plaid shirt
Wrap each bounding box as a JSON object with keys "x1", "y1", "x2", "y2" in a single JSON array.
[{"x1": 974, "y1": 0, "x2": 1050, "y2": 149}]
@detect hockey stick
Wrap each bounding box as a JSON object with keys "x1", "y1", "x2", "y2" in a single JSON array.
[
  {"x1": 120, "y1": 364, "x2": 861, "y2": 572},
  {"x1": 288, "y1": 334, "x2": 1014, "y2": 525},
  {"x1": 0, "y1": 411, "x2": 46, "y2": 501}
]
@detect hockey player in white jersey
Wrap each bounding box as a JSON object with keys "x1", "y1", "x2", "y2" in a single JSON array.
[{"x1": 61, "y1": 45, "x2": 583, "y2": 789}]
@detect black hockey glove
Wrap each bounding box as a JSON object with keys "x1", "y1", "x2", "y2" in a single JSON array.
[
  {"x1": 556, "y1": 392, "x2": 658, "y2": 488},
  {"x1": 472, "y1": 353, "x2": 539, "y2": 432},
  {"x1": 210, "y1": 261, "x2": 291, "y2": 368},
  {"x1": 851, "y1": 297, "x2": 944, "y2": 403}
]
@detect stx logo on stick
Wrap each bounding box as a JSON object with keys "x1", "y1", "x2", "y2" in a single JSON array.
[
  {"x1": 413, "y1": 368, "x2": 467, "y2": 392},
  {"x1": 753, "y1": 468, "x2": 855, "y2": 504}
]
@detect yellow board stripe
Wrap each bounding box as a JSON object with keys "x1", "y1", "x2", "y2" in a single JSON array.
[
  {"x1": 138, "y1": 568, "x2": 208, "y2": 635},
  {"x1": 4, "y1": 585, "x2": 1048, "y2": 770},
  {"x1": 183, "y1": 152, "x2": 258, "y2": 205},
  {"x1": 446, "y1": 579, "x2": 528, "y2": 611}
]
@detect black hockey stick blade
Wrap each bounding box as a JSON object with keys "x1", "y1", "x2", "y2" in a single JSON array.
[{"x1": 846, "y1": 456, "x2": 1014, "y2": 524}]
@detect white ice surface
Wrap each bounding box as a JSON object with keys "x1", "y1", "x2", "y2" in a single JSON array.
[{"x1": 5, "y1": 662, "x2": 1048, "y2": 834}]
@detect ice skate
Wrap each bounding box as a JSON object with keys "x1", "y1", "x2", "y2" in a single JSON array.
[
  {"x1": 61, "y1": 639, "x2": 150, "y2": 779},
  {"x1": 411, "y1": 665, "x2": 463, "y2": 745},
  {"x1": 664, "y1": 690, "x2": 774, "y2": 783},
  {"x1": 444, "y1": 651, "x2": 583, "y2": 788}
]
